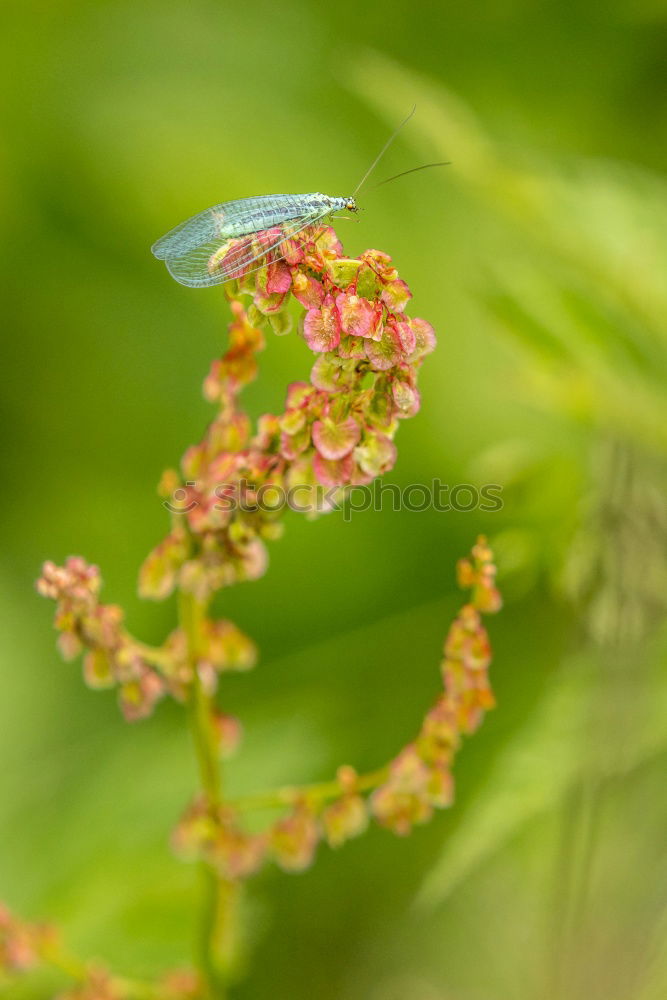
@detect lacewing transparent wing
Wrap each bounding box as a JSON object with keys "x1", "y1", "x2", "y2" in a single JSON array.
[
  {"x1": 152, "y1": 192, "x2": 355, "y2": 288},
  {"x1": 165, "y1": 217, "x2": 326, "y2": 289}
]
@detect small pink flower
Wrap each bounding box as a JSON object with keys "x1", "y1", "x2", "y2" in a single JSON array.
[
  {"x1": 381, "y1": 278, "x2": 412, "y2": 313},
  {"x1": 291, "y1": 271, "x2": 326, "y2": 309},
  {"x1": 279, "y1": 426, "x2": 311, "y2": 460},
  {"x1": 285, "y1": 380, "x2": 314, "y2": 409},
  {"x1": 237, "y1": 536, "x2": 269, "y2": 582},
  {"x1": 214, "y1": 832, "x2": 267, "y2": 881},
  {"x1": 361, "y1": 248, "x2": 395, "y2": 278},
  {"x1": 254, "y1": 227, "x2": 284, "y2": 253},
  {"x1": 392, "y1": 377, "x2": 421, "y2": 418},
  {"x1": 350, "y1": 464, "x2": 375, "y2": 486},
  {"x1": 279, "y1": 408, "x2": 310, "y2": 458},
  {"x1": 254, "y1": 413, "x2": 281, "y2": 450},
  {"x1": 365, "y1": 380, "x2": 395, "y2": 429},
  {"x1": 417, "y1": 697, "x2": 460, "y2": 766},
  {"x1": 281, "y1": 235, "x2": 307, "y2": 266},
  {"x1": 370, "y1": 746, "x2": 435, "y2": 836},
  {"x1": 389, "y1": 318, "x2": 417, "y2": 356},
  {"x1": 201, "y1": 619, "x2": 257, "y2": 672},
  {"x1": 408, "y1": 317, "x2": 437, "y2": 359},
  {"x1": 119, "y1": 669, "x2": 165, "y2": 722},
  {"x1": 457, "y1": 537, "x2": 502, "y2": 613},
  {"x1": 306, "y1": 225, "x2": 342, "y2": 260},
  {"x1": 279, "y1": 406, "x2": 304, "y2": 433},
  {"x1": 365, "y1": 323, "x2": 406, "y2": 370},
  {"x1": 426, "y1": 765, "x2": 454, "y2": 808},
  {"x1": 322, "y1": 794, "x2": 368, "y2": 848},
  {"x1": 139, "y1": 532, "x2": 190, "y2": 600},
  {"x1": 266, "y1": 259, "x2": 292, "y2": 295},
  {"x1": 209, "y1": 236, "x2": 253, "y2": 281},
  {"x1": 312, "y1": 415, "x2": 361, "y2": 461},
  {"x1": 354, "y1": 433, "x2": 397, "y2": 478},
  {"x1": 36, "y1": 557, "x2": 100, "y2": 605},
  {"x1": 312, "y1": 450, "x2": 355, "y2": 487},
  {"x1": 310, "y1": 355, "x2": 341, "y2": 392},
  {"x1": 253, "y1": 284, "x2": 289, "y2": 315},
  {"x1": 203, "y1": 360, "x2": 227, "y2": 403},
  {"x1": 310, "y1": 355, "x2": 358, "y2": 392},
  {"x1": 57, "y1": 630, "x2": 83, "y2": 661},
  {"x1": 335, "y1": 292, "x2": 382, "y2": 340},
  {"x1": 270, "y1": 803, "x2": 320, "y2": 873},
  {"x1": 337, "y1": 335, "x2": 368, "y2": 360},
  {"x1": 303, "y1": 295, "x2": 341, "y2": 353}
]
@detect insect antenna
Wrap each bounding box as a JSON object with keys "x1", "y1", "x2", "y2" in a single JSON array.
[
  {"x1": 375, "y1": 161, "x2": 450, "y2": 187},
  {"x1": 352, "y1": 105, "x2": 417, "y2": 197}
]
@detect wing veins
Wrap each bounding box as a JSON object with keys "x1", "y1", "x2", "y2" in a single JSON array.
[{"x1": 165, "y1": 211, "x2": 333, "y2": 288}]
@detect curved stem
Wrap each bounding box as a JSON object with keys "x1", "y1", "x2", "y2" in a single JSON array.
[
  {"x1": 131, "y1": 638, "x2": 176, "y2": 672},
  {"x1": 227, "y1": 765, "x2": 390, "y2": 814},
  {"x1": 37, "y1": 939, "x2": 158, "y2": 999}
]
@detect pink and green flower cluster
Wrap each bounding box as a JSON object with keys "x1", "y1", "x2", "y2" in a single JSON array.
[
  {"x1": 0, "y1": 903, "x2": 201, "y2": 999},
  {"x1": 37, "y1": 557, "x2": 256, "y2": 722},
  {"x1": 139, "y1": 226, "x2": 436, "y2": 602},
  {"x1": 36, "y1": 229, "x2": 435, "y2": 723}
]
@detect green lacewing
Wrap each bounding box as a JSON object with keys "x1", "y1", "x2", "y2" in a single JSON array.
[
  {"x1": 151, "y1": 192, "x2": 357, "y2": 288},
  {"x1": 151, "y1": 108, "x2": 446, "y2": 288}
]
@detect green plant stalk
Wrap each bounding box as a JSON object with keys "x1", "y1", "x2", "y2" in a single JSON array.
[
  {"x1": 131, "y1": 639, "x2": 176, "y2": 672},
  {"x1": 36, "y1": 939, "x2": 159, "y2": 999},
  {"x1": 179, "y1": 590, "x2": 233, "y2": 1000},
  {"x1": 226, "y1": 765, "x2": 391, "y2": 814}
]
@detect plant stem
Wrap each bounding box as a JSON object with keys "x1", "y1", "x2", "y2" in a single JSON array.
[
  {"x1": 179, "y1": 590, "x2": 232, "y2": 1000},
  {"x1": 179, "y1": 592, "x2": 220, "y2": 803},
  {"x1": 131, "y1": 638, "x2": 176, "y2": 672},
  {"x1": 38, "y1": 940, "x2": 158, "y2": 998},
  {"x1": 226, "y1": 765, "x2": 391, "y2": 814}
]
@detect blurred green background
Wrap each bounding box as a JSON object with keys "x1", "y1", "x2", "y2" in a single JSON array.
[{"x1": 2, "y1": 1, "x2": 667, "y2": 997}]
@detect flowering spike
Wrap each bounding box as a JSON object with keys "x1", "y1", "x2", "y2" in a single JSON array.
[
  {"x1": 29, "y1": 219, "x2": 507, "y2": 994},
  {"x1": 370, "y1": 538, "x2": 501, "y2": 835}
]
